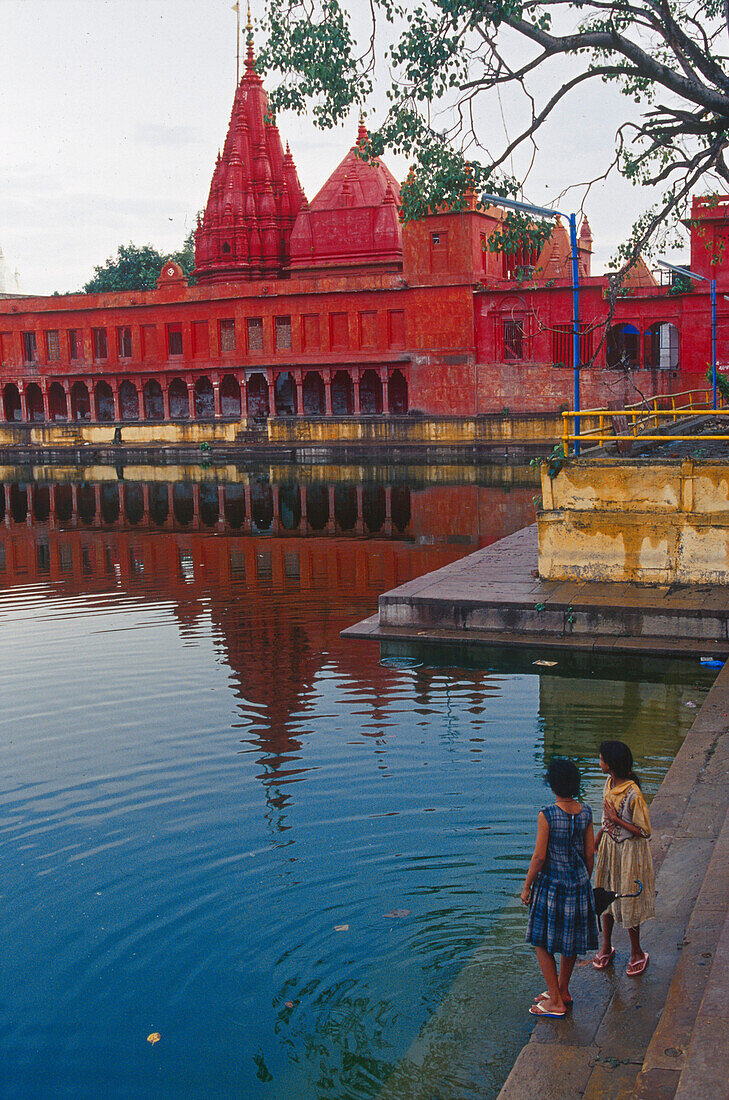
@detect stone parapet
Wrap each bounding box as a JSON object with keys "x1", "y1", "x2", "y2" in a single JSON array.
[{"x1": 539, "y1": 458, "x2": 729, "y2": 585}]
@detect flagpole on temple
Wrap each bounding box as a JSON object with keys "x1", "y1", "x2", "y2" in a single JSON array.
[{"x1": 233, "y1": 2, "x2": 240, "y2": 84}]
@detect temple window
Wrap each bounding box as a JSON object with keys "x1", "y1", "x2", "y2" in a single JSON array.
[
  {"x1": 192, "y1": 321, "x2": 209, "y2": 358},
  {"x1": 69, "y1": 329, "x2": 81, "y2": 360},
  {"x1": 167, "y1": 324, "x2": 183, "y2": 357},
  {"x1": 430, "y1": 231, "x2": 449, "y2": 273},
  {"x1": 46, "y1": 330, "x2": 60, "y2": 361},
  {"x1": 117, "y1": 326, "x2": 133, "y2": 358},
  {"x1": 219, "y1": 318, "x2": 236, "y2": 353},
  {"x1": 552, "y1": 323, "x2": 593, "y2": 368},
  {"x1": 142, "y1": 325, "x2": 158, "y2": 360},
  {"x1": 480, "y1": 233, "x2": 489, "y2": 273},
  {"x1": 22, "y1": 332, "x2": 38, "y2": 363},
  {"x1": 387, "y1": 310, "x2": 405, "y2": 349},
  {"x1": 330, "y1": 313, "x2": 349, "y2": 350},
  {"x1": 359, "y1": 311, "x2": 377, "y2": 349},
  {"x1": 275, "y1": 316, "x2": 292, "y2": 351},
  {"x1": 302, "y1": 314, "x2": 320, "y2": 351},
  {"x1": 247, "y1": 317, "x2": 264, "y2": 353},
  {"x1": 501, "y1": 317, "x2": 524, "y2": 360},
  {"x1": 92, "y1": 327, "x2": 108, "y2": 360}
]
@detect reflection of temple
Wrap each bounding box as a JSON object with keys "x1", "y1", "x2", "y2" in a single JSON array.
[
  {"x1": 0, "y1": 469, "x2": 535, "y2": 822},
  {"x1": 0, "y1": 471, "x2": 535, "y2": 545}
]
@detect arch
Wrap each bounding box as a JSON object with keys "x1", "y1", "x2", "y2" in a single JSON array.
[
  {"x1": 199, "y1": 483, "x2": 219, "y2": 526},
  {"x1": 9, "y1": 484, "x2": 27, "y2": 523},
  {"x1": 334, "y1": 484, "x2": 357, "y2": 531},
  {"x1": 644, "y1": 322, "x2": 679, "y2": 370},
  {"x1": 388, "y1": 369, "x2": 408, "y2": 414},
  {"x1": 303, "y1": 371, "x2": 325, "y2": 415},
  {"x1": 100, "y1": 484, "x2": 120, "y2": 523},
  {"x1": 26, "y1": 383, "x2": 44, "y2": 422},
  {"x1": 279, "y1": 484, "x2": 301, "y2": 530},
  {"x1": 331, "y1": 370, "x2": 354, "y2": 415},
  {"x1": 124, "y1": 484, "x2": 144, "y2": 525},
  {"x1": 48, "y1": 381, "x2": 68, "y2": 421},
  {"x1": 119, "y1": 380, "x2": 140, "y2": 420},
  {"x1": 143, "y1": 379, "x2": 164, "y2": 420},
  {"x1": 169, "y1": 377, "x2": 190, "y2": 420},
  {"x1": 71, "y1": 381, "x2": 91, "y2": 422},
  {"x1": 3, "y1": 384, "x2": 21, "y2": 422},
  {"x1": 55, "y1": 483, "x2": 73, "y2": 522},
  {"x1": 359, "y1": 369, "x2": 383, "y2": 414},
  {"x1": 391, "y1": 485, "x2": 412, "y2": 533},
  {"x1": 149, "y1": 483, "x2": 169, "y2": 525},
  {"x1": 221, "y1": 374, "x2": 242, "y2": 417},
  {"x1": 173, "y1": 483, "x2": 194, "y2": 525},
  {"x1": 95, "y1": 381, "x2": 114, "y2": 421},
  {"x1": 606, "y1": 323, "x2": 640, "y2": 370},
  {"x1": 250, "y1": 479, "x2": 273, "y2": 530},
  {"x1": 306, "y1": 482, "x2": 329, "y2": 530},
  {"x1": 194, "y1": 376, "x2": 215, "y2": 420},
  {"x1": 246, "y1": 373, "x2": 269, "y2": 419},
  {"x1": 77, "y1": 483, "x2": 96, "y2": 525},
  {"x1": 362, "y1": 484, "x2": 386, "y2": 533},
  {"x1": 274, "y1": 371, "x2": 296, "y2": 416},
  {"x1": 33, "y1": 485, "x2": 50, "y2": 522},
  {"x1": 223, "y1": 485, "x2": 245, "y2": 528}
]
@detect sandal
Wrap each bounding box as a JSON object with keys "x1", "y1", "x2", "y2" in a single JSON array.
[
  {"x1": 529, "y1": 1001, "x2": 567, "y2": 1018},
  {"x1": 626, "y1": 953, "x2": 649, "y2": 976},
  {"x1": 535, "y1": 990, "x2": 572, "y2": 1006},
  {"x1": 592, "y1": 947, "x2": 615, "y2": 970}
]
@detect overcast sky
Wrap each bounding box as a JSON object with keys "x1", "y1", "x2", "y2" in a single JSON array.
[{"x1": 2, "y1": 0, "x2": 692, "y2": 295}]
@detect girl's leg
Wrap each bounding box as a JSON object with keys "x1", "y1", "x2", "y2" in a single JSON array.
[
  {"x1": 534, "y1": 947, "x2": 566, "y2": 1012},
  {"x1": 558, "y1": 954, "x2": 577, "y2": 1002},
  {"x1": 628, "y1": 925, "x2": 646, "y2": 965},
  {"x1": 593, "y1": 913, "x2": 615, "y2": 967}
]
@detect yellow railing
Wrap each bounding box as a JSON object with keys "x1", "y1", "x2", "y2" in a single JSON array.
[{"x1": 562, "y1": 389, "x2": 719, "y2": 455}]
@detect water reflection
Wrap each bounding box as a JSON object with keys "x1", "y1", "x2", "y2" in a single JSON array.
[{"x1": 0, "y1": 461, "x2": 712, "y2": 1100}]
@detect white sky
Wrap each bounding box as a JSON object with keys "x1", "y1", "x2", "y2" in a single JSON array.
[{"x1": 1, "y1": 0, "x2": 691, "y2": 295}]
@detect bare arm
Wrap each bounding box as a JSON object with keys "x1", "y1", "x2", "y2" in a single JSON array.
[
  {"x1": 603, "y1": 800, "x2": 647, "y2": 837},
  {"x1": 520, "y1": 811, "x2": 549, "y2": 906},
  {"x1": 584, "y1": 822, "x2": 595, "y2": 876}
]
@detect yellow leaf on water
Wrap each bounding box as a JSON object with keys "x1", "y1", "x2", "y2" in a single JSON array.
[{"x1": 147, "y1": 1033, "x2": 161, "y2": 1045}]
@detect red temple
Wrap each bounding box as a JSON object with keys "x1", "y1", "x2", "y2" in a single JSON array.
[{"x1": 1, "y1": 34, "x2": 727, "y2": 427}]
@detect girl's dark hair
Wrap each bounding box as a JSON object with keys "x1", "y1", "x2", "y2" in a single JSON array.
[
  {"x1": 599, "y1": 740, "x2": 640, "y2": 786},
  {"x1": 546, "y1": 758, "x2": 581, "y2": 798}
]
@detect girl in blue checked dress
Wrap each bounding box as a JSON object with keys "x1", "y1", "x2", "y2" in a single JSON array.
[{"x1": 520, "y1": 759, "x2": 599, "y2": 1017}]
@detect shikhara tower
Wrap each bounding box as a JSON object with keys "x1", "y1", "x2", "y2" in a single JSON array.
[{"x1": 193, "y1": 27, "x2": 306, "y2": 283}]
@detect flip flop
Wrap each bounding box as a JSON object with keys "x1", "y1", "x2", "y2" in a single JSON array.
[
  {"x1": 529, "y1": 1001, "x2": 567, "y2": 1018},
  {"x1": 626, "y1": 953, "x2": 649, "y2": 976},
  {"x1": 535, "y1": 990, "x2": 572, "y2": 1006},
  {"x1": 592, "y1": 947, "x2": 616, "y2": 970}
]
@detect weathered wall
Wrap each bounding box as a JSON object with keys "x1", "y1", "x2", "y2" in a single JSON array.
[
  {"x1": 268, "y1": 413, "x2": 600, "y2": 445},
  {"x1": 538, "y1": 458, "x2": 729, "y2": 585}
]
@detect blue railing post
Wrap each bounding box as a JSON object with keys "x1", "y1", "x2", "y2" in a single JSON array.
[
  {"x1": 569, "y1": 213, "x2": 581, "y2": 457},
  {"x1": 712, "y1": 278, "x2": 717, "y2": 410}
]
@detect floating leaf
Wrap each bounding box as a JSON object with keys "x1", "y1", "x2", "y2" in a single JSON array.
[
  {"x1": 147, "y1": 1032, "x2": 161, "y2": 1045},
  {"x1": 334, "y1": 924, "x2": 349, "y2": 931},
  {"x1": 384, "y1": 909, "x2": 411, "y2": 918}
]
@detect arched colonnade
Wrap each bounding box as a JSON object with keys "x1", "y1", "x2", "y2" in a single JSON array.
[{"x1": 1, "y1": 368, "x2": 409, "y2": 423}]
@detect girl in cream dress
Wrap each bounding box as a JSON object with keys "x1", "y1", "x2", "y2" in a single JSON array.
[{"x1": 592, "y1": 740, "x2": 655, "y2": 976}]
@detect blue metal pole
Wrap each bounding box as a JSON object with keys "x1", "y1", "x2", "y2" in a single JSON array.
[
  {"x1": 569, "y1": 213, "x2": 580, "y2": 456},
  {"x1": 711, "y1": 279, "x2": 717, "y2": 410}
]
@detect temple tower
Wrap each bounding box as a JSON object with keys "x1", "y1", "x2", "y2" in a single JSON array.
[{"x1": 194, "y1": 21, "x2": 306, "y2": 284}]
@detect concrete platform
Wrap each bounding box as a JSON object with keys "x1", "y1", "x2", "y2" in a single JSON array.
[{"x1": 343, "y1": 525, "x2": 729, "y2": 655}]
